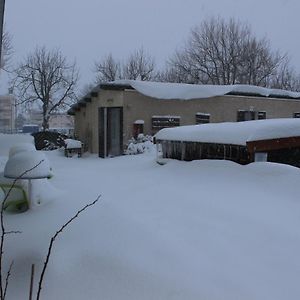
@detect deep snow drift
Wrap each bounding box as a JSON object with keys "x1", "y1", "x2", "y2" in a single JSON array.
[{"x1": 0, "y1": 137, "x2": 300, "y2": 299}]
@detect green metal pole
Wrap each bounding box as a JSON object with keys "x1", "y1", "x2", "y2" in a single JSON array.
[{"x1": 0, "y1": 0, "x2": 6, "y2": 67}]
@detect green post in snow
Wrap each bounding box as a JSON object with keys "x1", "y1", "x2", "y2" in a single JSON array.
[{"x1": 0, "y1": 0, "x2": 6, "y2": 66}]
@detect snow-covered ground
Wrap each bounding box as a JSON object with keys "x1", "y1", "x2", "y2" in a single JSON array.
[{"x1": 1, "y1": 135, "x2": 300, "y2": 299}]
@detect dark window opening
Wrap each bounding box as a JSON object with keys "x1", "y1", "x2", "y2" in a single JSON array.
[
  {"x1": 196, "y1": 113, "x2": 210, "y2": 124},
  {"x1": 237, "y1": 110, "x2": 256, "y2": 122},
  {"x1": 258, "y1": 111, "x2": 266, "y2": 119},
  {"x1": 152, "y1": 116, "x2": 180, "y2": 132},
  {"x1": 293, "y1": 112, "x2": 300, "y2": 118}
]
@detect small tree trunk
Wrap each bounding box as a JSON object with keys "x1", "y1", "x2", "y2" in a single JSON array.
[{"x1": 42, "y1": 118, "x2": 50, "y2": 131}]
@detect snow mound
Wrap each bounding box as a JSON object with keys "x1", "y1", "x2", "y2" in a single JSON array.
[
  {"x1": 0, "y1": 134, "x2": 34, "y2": 156},
  {"x1": 65, "y1": 139, "x2": 82, "y2": 149},
  {"x1": 4, "y1": 151, "x2": 51, "y2": 179},
  {"x1": 9, "y1": 143, "x2": 36, "y2": 158}
]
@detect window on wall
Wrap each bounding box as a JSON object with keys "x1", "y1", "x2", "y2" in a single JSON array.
[
  {"x1": 258, "y1": 111, "x2": 267, "y2": 119},
  {"x1": 152, "y1": 115, "x2": 180, "y2": 131},
  {"x1": 196, "y1": 113, "x2": 210, "y2": 124},
  {"x1": 293, "y1": 112, "x2": 300, "y2": 118},
  {"x1": 237, "y1": 110, "x2": 256, "y2": 122}
]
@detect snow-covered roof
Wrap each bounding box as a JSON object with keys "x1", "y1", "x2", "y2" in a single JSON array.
[
  {"x1": 105, "y1": 80, "x2": 300, "y2": 100},
  {"x1": 67, "y1": 80, "x2": 300, "y2": 115},
  {"x1": 155, "y1": 118, "x2": 300, "y2": 146},
  {"x1": 134, "y1": 120, "x2": 145, "y2": 124}
]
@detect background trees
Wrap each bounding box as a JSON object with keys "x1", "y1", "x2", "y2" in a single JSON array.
[
  {"x1": 162, "y1": 17, "x2": 300, "y2": 90},
  {"x1": 95, "y1": 47, "x2": 156, "y2": 83},
  {"x1": 13, "y1": 46, "x2": 78, "y2": 131},
  {"x1": 93, "y1": 18, "x2": 300, "y2": 91}
]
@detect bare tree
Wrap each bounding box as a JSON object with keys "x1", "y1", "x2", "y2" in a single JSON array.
[
  {"x1": 95, "y1": 48, "x2": 156, "y2": 83},
  {"x1": 123, "y1": 48, "x2": 155, "y2": 81},
  {"x1": 13, "y1": 46, "x2": 79, "y2": 131},
  {"x1": 269, "y1": 57, "x2": 300, "y2": 91},
  {"x1": 167, "y1": 17, "x2": 286, "y2": 87},
  {"x1": 95, "y1": 53, "x2": 121, "y2": 83}
]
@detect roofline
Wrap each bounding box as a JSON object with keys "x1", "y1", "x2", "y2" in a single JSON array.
[
  {"x1": 99, "y1": 83, "x2": 134, "y2": 91},
  {"x1": 67, "y1": 81, "x2": 300, "y2": 115},
  {"x1": 226, "y1": 91, "x2": 300, "y2": 100}
]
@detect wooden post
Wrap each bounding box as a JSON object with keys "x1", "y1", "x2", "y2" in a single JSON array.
[
  {"x1": 29, "y1": 264, "x2": 35, "y2": 300},
  {"x1": 180, "y1": 141, "x2": 185, "y2": 161}
]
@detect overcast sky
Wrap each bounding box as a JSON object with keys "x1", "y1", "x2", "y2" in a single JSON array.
[{"x1": 2, "y1": 0, "x2": 300, "y2": 93}]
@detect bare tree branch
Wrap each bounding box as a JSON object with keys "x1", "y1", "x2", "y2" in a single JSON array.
[
  {"x1": 36, "y1": 195, "x2": 101, "y2": 300},
  {"x1": 3, "y1": 261, "x2": 13, "y2": 300},
  {"x1": 94, "y1": 48, "x2": 157, "y2": 83}
]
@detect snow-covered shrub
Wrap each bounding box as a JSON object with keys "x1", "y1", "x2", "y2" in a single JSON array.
[
  {"x1": 125, "y1": 134, "x2": 153, "y2": 155},
  {"x1": 32, "y1": 131, "x2": 66, "y2": 150}
]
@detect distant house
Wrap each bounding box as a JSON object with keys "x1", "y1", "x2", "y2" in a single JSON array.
[
  {"x1": 0, "y1": 94, "x2": 15, "y2": 133},
  {"x1": 27, "y1": 110, "x2": 74, "y2": 134},
  {"x1": 155, "y1": 119, "x2": 300, "y2": 167},
  {"x1": 68, "y1": 80, "x2": 300, "y2": 158}
]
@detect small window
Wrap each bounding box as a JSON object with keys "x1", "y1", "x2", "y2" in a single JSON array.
[
  {"x1": 294, "y1": 112, "x2": 300, "y2": 118},
  {"x1": 258, "y1": 111, "x2": 266, "y2": 120},
  {"x1": 152, "y1": 115, "x2": 180, "y2": 131},
  {"x1": 196, "y1": 113, "x2": 210, "y2": 124},
  {"x1": 237, "y1": 110, "x2": 255, "y2": 122}
]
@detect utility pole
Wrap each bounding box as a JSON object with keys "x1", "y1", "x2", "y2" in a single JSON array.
[{"x1": 0, "y1": 0, "x2": 5, "y2": 66}]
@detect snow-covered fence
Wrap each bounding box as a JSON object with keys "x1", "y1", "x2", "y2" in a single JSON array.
[{"x1": 158, "y1": 140, "x2": 249, "y2": 164}]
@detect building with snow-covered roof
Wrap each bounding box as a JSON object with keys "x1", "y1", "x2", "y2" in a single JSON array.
[
  {"x1": 68, "y1": 80, "x2": 300, "y2": 157},
  {"x1": 155, "y1": 118, "x2": 300, "y2": 166}
]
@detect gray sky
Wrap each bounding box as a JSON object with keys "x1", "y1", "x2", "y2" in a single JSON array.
[{"x1": 2, "y1": 0, "x2": 300, "y2": 92}]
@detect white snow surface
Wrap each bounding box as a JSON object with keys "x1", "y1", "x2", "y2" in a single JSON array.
[
  {"x1": 155, "y1": 118, "x2": 300, "y2": 145},
  {"x1": 4, "y1": 151, "x2": 51, "y2": 179},
  {"x1": 0, "y1": 134, "x2": 34, "y2": 156},
  {"x1": 65, "y1": 138, "x2": 82, "y2": 149},
  {"x1": 110, "y1": 80, "x2": 300, "y2": 100},
  {"x1": 0, "y1": 135, "x2": 300, "y2": 299},
  {"x1": 9, "y1": 143, "x2": 36, "y2": 158}
]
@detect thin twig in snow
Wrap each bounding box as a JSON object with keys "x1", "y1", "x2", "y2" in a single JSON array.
[
  {"x1": 36, "y1": 195, "x2": 101, "y2": 300},
  {"x1": 3, "y1": 261, "x2": 13, "y2": 300}
]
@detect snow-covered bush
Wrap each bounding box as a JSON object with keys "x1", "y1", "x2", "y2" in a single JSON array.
[{"x1": 125, "y1": 134, "x2": 153, "y2": 155}]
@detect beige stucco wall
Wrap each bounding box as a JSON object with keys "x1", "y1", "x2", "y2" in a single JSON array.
[
  {"x1": 74, "y1": 88, "x2": 300, "y2": 154},
  {"x1": 74, "y1": 90, "x2": 124, "y2": 153}
]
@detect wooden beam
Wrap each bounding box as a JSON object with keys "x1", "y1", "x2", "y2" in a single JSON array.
[{"x1": 247, "y1": 136, "x2": 300, "y2": 153}]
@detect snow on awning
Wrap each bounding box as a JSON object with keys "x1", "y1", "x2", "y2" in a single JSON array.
[
  {"x1": 155, "y1": 118, "x2": 300, "y2": 146},
  {"x1": 152, "y1": 115, "x2": 181, "y2": 119},
  {"x1": 134, "y1": 120, "x2": 145, "y2": 124}
]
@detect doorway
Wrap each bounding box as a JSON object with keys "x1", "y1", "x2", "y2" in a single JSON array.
[{"x1": 98, "y1": 107, "x2": 123, "y2": 157}]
